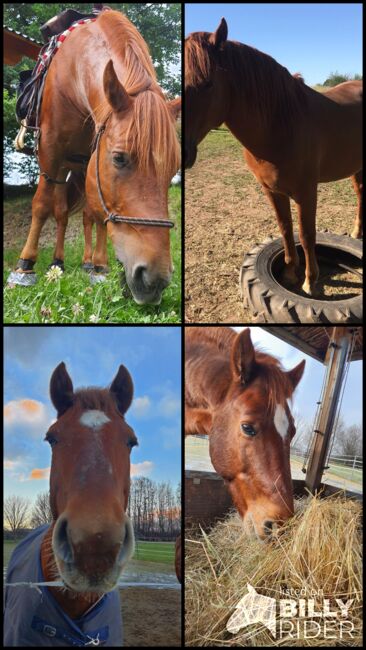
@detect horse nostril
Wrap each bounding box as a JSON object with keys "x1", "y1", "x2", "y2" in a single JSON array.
[
  {"x1": 133, "y1": 264, "x2": 148, "y2": 286},
  {"x1": 263, "y1": 520, "x2": 273, "y2": 534}
]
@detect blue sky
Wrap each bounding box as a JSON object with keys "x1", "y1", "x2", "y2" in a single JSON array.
[
  {"x1": 185, "y1": 3, "x2": 362, "y2": 85},
  {"x1": 233, "y1": 326, "x2": 362, "y2": 428},
  {"x1": 4, "y1": 327, "x2": 181, "y2": 505}
]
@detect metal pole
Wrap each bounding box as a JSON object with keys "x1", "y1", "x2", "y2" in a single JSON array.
[{"x1": 305, "y1": 327, "x2": 352, "y2": 494}]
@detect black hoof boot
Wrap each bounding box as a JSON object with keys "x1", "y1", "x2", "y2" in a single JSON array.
[
  {"x1": 82, "y1": 262, "x2": 94, "y2": 272},
  {"x1": 48, "y1": 258, "x2": 65, "y2": 271}
]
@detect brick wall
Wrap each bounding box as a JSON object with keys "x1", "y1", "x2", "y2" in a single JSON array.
[{"x1": 185, "y1": 470, "x2": 234, "y2": 528}]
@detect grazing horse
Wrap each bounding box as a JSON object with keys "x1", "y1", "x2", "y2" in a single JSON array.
[
  {"x1": 4, "y1": 362, "x2": 137, "y2": 646},
  {"x1": 12, "y1": 8, "x2": 181, "y2": 305},
  {"x1": 184, "y1": 18, "x2": 362, "y2": 295},
  {"x1": 175, "y1": 534, "x2": 182, "y2": 583},
  {"x1": 185, "y1": 327, "x2": 305, "y2": 538}
]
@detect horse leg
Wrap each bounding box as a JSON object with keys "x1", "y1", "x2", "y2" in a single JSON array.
[
  {"x1": 350, "y1": 171, "x2": 362, "y2": 238},
  {"x1": 294, "y1": 185, "x2": 319, "y2": 295},
  {"x1": 51, "y1": 184, "x2": 69, "y2": 269},
  {"x1": 92, "y1": 221, "x2": 109, "y2": 272},
  {"x1": 82, "y1": 208, "x2": 94, "y2": 270},
  {"x1": 263, "y1": 189, "x2": 299, "y2": 284},
  {"x1": 17, "y1": 176, "x2": 55, "y2": 271},
  {"x1": 185, "y1": 405, "x2": 212, "y2": 436}
]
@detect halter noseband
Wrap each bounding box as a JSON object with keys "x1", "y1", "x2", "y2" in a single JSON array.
[{"x1": 95, "y1": 121, "x2": 174, "y2": 229}]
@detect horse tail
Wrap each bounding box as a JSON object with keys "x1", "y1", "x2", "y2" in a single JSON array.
[{"x1": 66, "y1": 170, "x2": 86, "y2": 214}]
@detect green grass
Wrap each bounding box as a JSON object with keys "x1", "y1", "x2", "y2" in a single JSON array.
[
  {"x1": 4, "y1": 187, "x2": 181, "y2": 324},
  {"x1": 133, "y1": 541, "x2": 175, "y2": 564}
]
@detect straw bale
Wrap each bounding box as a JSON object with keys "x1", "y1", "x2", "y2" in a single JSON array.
[{"x1": 185, "y1": 493, "x2": 362, "y2": 646}]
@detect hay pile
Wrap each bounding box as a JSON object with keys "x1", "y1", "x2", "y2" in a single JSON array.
[{"x1": 185, "y1": 493, "x2": 362, "y2": 646}]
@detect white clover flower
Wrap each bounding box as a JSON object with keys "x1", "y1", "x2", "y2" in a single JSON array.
[
  {"x1": 72, "y1": 303, "x2": 84, "y2": 315},
  {"x1": 45, "y1": 266, "x2": 63, "y2": 282},
  {"x1": 89, "y1": 314, "x2": 100, "y2": 323}
]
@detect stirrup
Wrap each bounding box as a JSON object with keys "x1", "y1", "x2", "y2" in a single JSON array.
[{"x1": 14, "y1": 120, "x2": 28, "y2": 151}]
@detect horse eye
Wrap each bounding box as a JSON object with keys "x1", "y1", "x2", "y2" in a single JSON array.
[
  {"x1": 113, "y1": 152, "x2": 130, "y2": 168},
  {"x1": 241, "y1": 424, "x2": 256, "y2": 437}
]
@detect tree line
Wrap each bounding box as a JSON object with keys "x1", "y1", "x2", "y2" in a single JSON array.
[{"x1": 4, "y1": 477, "x2": 181, "y2": 541}]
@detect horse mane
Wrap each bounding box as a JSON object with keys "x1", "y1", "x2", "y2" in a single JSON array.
[
  {"x1": 94, "y1": 10, "x2": 179, "y2": 178},
  {"x1": 185, "y1": 32, "x2": 307, "y2": 130},
  {"x1": 186, "y1": 327, "x2": 293, "y2": 412}
]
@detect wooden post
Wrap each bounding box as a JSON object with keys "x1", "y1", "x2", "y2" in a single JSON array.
[{"x1": 305, "y1": 327, "x2": 353, "y2": 494}]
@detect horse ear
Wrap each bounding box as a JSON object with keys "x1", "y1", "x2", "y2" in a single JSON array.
[
  {"x1": 50, "y1": 362, "x2": 74, "y2": 417},
  {"x1": 103, "y1": 60, "x2": 132, "y2": 113},
  {"x1": 209, "y1": 17, "x2": 228, "y2": 48},
  {"x1": 110, "y1": 365, "x2": 134, "y2": 415},
  {"x1": 168, "y1": 97, "x2": 181, "y2": 121},
  {"x1": 286, "y1": 359, "x2": 306, "y2": 392},
  {"x1": 231, "y1": 328, "x2": 255, "y2": 385}
]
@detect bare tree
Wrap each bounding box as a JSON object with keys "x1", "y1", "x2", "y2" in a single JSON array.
[
  {"x1": 30, "y1": 492, "x2": 53, "y2": 527},
  {"x1": 334, "y1": 423, "x2": 362, "y2": 458},
  {"x1": 4, "y1": 496, "x2": 31, "y2": 538}
]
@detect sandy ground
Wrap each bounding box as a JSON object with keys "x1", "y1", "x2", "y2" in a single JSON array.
[
  {"x1": 185, "y1": 130, "x2": 361, "y2": 323},
  {"x1": 121, "y1": 587, "x2": 181, "y2": 646}
]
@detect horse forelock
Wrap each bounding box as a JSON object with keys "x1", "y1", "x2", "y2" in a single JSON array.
[
  {"x1": 185, "y1": 32, "x2": 213, "y2": 87},
  {"x1": 72, "y1": 388, "x2": 117, "y2": 415},
  {"x1": 95, "y1": 10, "x2": 179, "y2": 178}
]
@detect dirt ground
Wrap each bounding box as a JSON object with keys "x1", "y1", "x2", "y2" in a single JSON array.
[
  {"x1": 4, "y1": 197, "x2": 82, "y2": 250},
  {"x1": 185, "y1": 129, "x2": 360, "y2": 323},
  {"x1": 121, "y1": 587, "x2": 181, "y2": 646}
]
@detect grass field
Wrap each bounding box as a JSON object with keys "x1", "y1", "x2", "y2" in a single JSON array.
[{"x1": 4, "y1": 187, "x2": 181, "y2": 324}]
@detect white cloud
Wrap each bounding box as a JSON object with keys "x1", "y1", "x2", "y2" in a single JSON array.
[
  {"x1": 4, "y1": 399, "x2": 51, "y2": 436},
  {"x1": 130, "y1": 396, "x2": 151, "y2": 418},
  {"x1": 131, "y1": 461, "x2": 154, "y2": 477},
  {"x1": 158, "y1": 394, "x2": 181, "y2": 417}
]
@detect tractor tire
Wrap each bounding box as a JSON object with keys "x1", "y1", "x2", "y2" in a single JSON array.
[{"x1": 240, "y1": 232, "x2": 362, "y2": 324}]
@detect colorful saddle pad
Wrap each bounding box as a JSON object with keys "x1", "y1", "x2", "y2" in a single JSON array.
[{"x1": 3, "y1": 523, "x2": 123, "y2": 646}]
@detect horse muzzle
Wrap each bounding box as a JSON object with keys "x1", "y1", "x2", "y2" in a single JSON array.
[{"x1": 128, "y1": 264, "x2": 172, "y2": 305}]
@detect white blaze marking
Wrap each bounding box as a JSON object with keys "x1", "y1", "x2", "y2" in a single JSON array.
[
  {"x1": 274, "y1": 404, "x2": 289, "y2": 440},
  {"x1": 80, "y1": 410, "x2": 110, "y2": 429}
]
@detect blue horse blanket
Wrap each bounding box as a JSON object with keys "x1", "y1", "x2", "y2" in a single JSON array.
[{"x1": 4, "y1": 524, "x2": 123, "y2": 646}]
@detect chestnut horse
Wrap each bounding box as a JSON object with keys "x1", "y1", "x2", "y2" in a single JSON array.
[
  {"x1": 12, "y1": 9, "x2": 180, "y2": 304},
  {"x1": 4, "y1": 362, "x2": 137, "y2": 645},
  {"x1": 185, "y1": 18, "x2": 362, "y2": 295},
  {"x1": 185, "y1": 327, "x2": 305, "y2": 538}
]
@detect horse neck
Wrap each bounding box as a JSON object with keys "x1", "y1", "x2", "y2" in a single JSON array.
[
  {"x1": 40, "y1": 525, "x2": 101, "y2": 619},
  {"x1": 186, "y1": 343, "x2": 233, "y2": 409},
  {"x1": 223, "y1": 43, "x2": 306, "y2": 158}
]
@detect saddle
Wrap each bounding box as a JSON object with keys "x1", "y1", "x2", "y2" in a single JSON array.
[
  {"x1": 40, "y1": 7, "x2": 102, "y2": 43},
  {"x1": 14, "y1": 4, "x2": 105, "y2": 153}
]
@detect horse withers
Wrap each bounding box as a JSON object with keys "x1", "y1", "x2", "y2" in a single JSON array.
[
  {"x1": 184, "y1": 19, "x2": 362, "y2": 295},
  {"x1": 4, "y1": 362, "x2": 137, "y2": 646},
  {"x1": 10, "y1": 9, "x2": 181, "y2": 305},
  {"x1": 185, "y1": 327, "x2": 305, "y2": 539}
]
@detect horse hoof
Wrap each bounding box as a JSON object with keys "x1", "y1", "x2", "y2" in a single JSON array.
[
  {"x1": 302, "y1": 280, "x2": 319, "y2": 297},
  {"x1": 7, "y1": 271, "x2": 37, "y2": 287},
  {"x1": 82, "y1": 262, "x2": 94, "y2": 272},
  {"x1": 90, "y1": 271, "x2": 107, "y2": 284}
]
